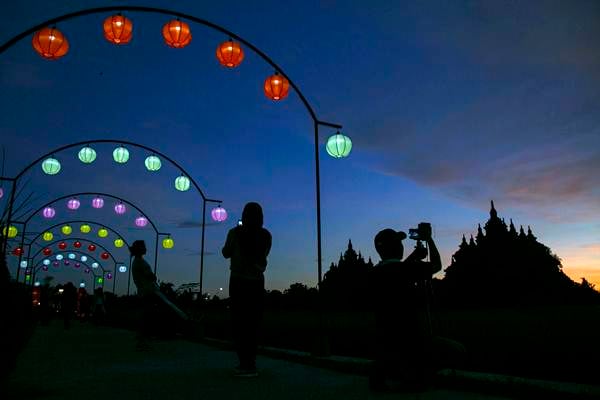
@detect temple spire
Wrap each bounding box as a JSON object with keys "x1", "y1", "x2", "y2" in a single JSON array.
[{"x1": 490, "y1": 200, "x2": 498, "y2": 219}]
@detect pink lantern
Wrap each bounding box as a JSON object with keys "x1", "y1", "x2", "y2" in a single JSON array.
[
  {"x1": 84, "y1": 268, "x2": 90, "y2": 274},
  {"x1": 52, "y1": 261, "x2": 59, "y2": 267},
  {"x1": 135, "y1": 216, "x2": 148, "y2": 227},
  {"x1": 67, "y1": 198, "x2": 80, "y2": 210},
  {"x1": 106, "y1": 272, "x2": 113, "y2": 280},
  {"x1": 211, "y1": 206, "x2": 228, "y2": 222},
  {"x1": 74, "y1": 262, "x2": 81, "y2": 268},
  {"x1": 42, "y1": 265, "x2": 49, "y2": 271},
  {"x1": 64, "y1": 260, "x2": 70, "y2": 266},
  {"x1": 0, "y1": 187, "x2": 3, "y2": 199},
  {"x1": 92, "y1": 196, "x2": 104, "y2": 209},
  {"x1": 42, "y1": 206, "x2": 56, "y2": 219},
  {"x1": 114, "y1": 202, "x2": 126, "y2": 215}
]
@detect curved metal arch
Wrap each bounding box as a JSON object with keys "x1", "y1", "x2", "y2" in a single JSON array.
[
  {"x1": 28, "y1": 220, "x2": 132, "y2": 251},
  {"x1": 33, "y1": 254, "x2": 103, "y2": 275},
  {"x1": 29, "y1": 237, "x2": 118, "y2": 268},
  {"x1": 19, "y1": 191, "x2": 161, "y2": 234},
  {"x1": 0, "y1": 6, "x2": 343, "y2": 129}
]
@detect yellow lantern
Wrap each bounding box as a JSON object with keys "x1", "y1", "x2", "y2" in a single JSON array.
[
  {"x1": 114, "y1": 238, "x2": 124, "y2": 248},
  {"x1": 80, "y1": 224, "x2": 91, "y2": 234},
  {"x1": 61, "y1": 225, "x2": 72, "y2": 235},
  {"x1": 2, "y1": 225, "x2": 18, "y2": 238},
  {"x1": 43, "y1": 231, "x2": 54, "y2": 241},
  {"x1": 162, "y1": 237, "x2": 174, "y2": 249},
  {"x1": 98, "y1": 228, "x2": 108, "y2": 238}
]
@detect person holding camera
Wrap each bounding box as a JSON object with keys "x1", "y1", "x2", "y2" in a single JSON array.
[{"x1": 369, "y1": 222, "x2": 442, "y2": 392}]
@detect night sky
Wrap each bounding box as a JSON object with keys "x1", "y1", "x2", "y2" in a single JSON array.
[{"x1": 1, "y1": 1, "x2": 599, "y2": 295}]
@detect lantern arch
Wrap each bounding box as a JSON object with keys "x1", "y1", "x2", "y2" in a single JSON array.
[{"x1": 29, "y1": 237, "x2": 121, "y2": 268}]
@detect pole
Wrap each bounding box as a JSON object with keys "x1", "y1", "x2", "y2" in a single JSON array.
[
  {"x1": 112, "y1": 263, "x2": 116, "y2": 294},
  {"x1": 200, "y1": 199, "x2": 206, "y2": 302},
  {"x1": 4, "y1": 180, "x2": 17, "y2": 275},
  {"x1": 314, "y1": 121, "x2": 323, "y2": 286},
  {"x1": 15, "y1": 222, "x2": 27, "y2": 283},
  {"x1": 127, "y1": 256, "x2": 132, "y2": 296}
]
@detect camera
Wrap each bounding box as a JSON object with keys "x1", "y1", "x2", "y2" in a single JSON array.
[{"x1": 408, "y1": 222, "x2": 431, "y2": 241}]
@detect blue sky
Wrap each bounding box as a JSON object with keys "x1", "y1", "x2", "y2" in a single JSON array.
[{"x1": 1, "y1": 0, "x2": 599, "y2": 294}]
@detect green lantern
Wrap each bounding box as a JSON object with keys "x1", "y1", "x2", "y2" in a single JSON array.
[
  {"x1": 98, "y1": 228, "x2": 108, "y2": 238},
  {"x1": 2, "y1": 225, "x2": 18, "y2": 238},
  {"x1": 114, "y1": 238, "x2": 124, "y2": 248},
  {"x1": 80, "y1": 224, "x2": 91, "y2": 234},
  {"x1": 96, "y1": 277, "x2": 104, "y2": 285},
  {"x1": 113, "y1": 146, "x2": 129, "y2": 163},
  {"x1": 78, "y1": 146, "x2": 97, "y2": 163},
  {"x1": 162, "y1": 237, "x2": 174, "y2": 249},
  {"x1": 61, "y1": 225, "x2": 72, "y2": 235},
  {"x1": 145, "y1": 155, "x2": 161, "y2": 171},
  {"x1": 175, "y1": 175, "x2": 190, "y2": 191},
  {"x1": 326, "y1": 132, "x2": 352, "y2": 158},
  {"x1": 42, "y1": 231, "x2": 53, "y2": 241},
  {"x1": 42, "y1": 157, "x2": 61, "y2": 175}
]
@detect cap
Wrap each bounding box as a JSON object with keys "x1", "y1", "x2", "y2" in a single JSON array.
[{"x1": 374, "y1": 229, "x2": 407, "y2": 249}]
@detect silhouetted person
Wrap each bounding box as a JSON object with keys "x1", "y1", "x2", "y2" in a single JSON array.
[
  {"x1": 131, "y1": 240, "x2": 159, "y2": 350},
  {"x1": 91, "y1": 287, "x2": 106, "y2": 326},
  {"x1": 61, "y1": 282, "x2": 77, "y2": 330},
  {"x1": 222, "y1": 202, "x2": 272, "y2": 377},
  {"x1": 369, "y1": 224, "x2": 443, "y2": 392}
]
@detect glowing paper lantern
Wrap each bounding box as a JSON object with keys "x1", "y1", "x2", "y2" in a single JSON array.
[
  {"x1": 92, "y1": 262, "x2": 99, "y2": 269},
  {"x1": 3, "y1": 225, "x2": 18, "y2": 238},
  {"x1": 20, "y1": 260, "x2": 28, "y2": 268},
  {"x1": 162, "y1": 19, "x2": 192, "y2": 48},
  {"x1": 58, "y1": 242, "x2": 67, "y2": 250},
  {"x1": 43, "y1": 259, "x2": 51, "y2": 266},
  {"x1": 12, "y1": 247, "x2": 24, "y2": 256},
  {"x1": 79, "y1": 282, "x2": 85, "y2": 288},
  {"x1": 326, "y1": 132, "x2": 352, "y2": 158},
  {"x1": 68, "y1": 253, "x2": 76, "y2": 260},
  {"x1": 113, "y1": 146, "x2": 129, "y2": 163},
  {"x1": 114, "y1": 238, "x2": 124, "y2": 248},
  {"x1": 211, "y1": 206, "x2": 228, "y2": 222},
  {"x1": 88, "y1": 244, "x2": 96, "y2": 252},
  {"x1": 264, "y1": 72, "x2": 290, "y2": 101},
  {"x1": 74, "y1": 262, "x2": 81, "y2": 268},
  {"x1": 84, "y1": 268, "x2": 91, "y2": 274},
  {"x1": 101, "y1": 252, "x2": 110, "y2": 260},
  {"x1": 52, "y1": 261, "x2": 59, "y2": 267},
  {"x1": 78, "y1": 146, "x2": 96, "y2": 163},
  {"x1": 144, "y1": 155, "x2": 161, "y2": 171},
  {"x1": 81, "y1": 255, "x2": 88, "y2": 262},
  {"x1": 42, "y1": 207, "x2": 56, "y2": 219},
  {"x1": 114, "y1": 202, "x2": 127, "y2": 215},
  {"x1": 162, "y1": 237, "x2": 174, "y2": 249},
  {"x1": 216, "y1": 39, "x2": 244, "y2": 68},
  {"x1": 97, "y1": 277, "x2": 104, "y2": 284},
  {"x1": 98, "y1": 228, "x2": 108, "y2": 238},
  {"x1": 56, "y1": 254, "x2": 64, "y2": 261},
  {"x1": 118, "y1": 265, "x2": 127, "y2": 273},
  {"x1": 73, "y1": 241, "x2": 81, "y2": 248},
  {"x1": 43, "y1": 248, "x2": 52, "y2": 256},
  {"x1": 32, "y1": 27, "x2": 69, "y2": 60},
  {"x1": 135, "y1": 216, "x2": 148, "y2": 227},
  {"x1": 0, "y1": 188, "x2": 3, "y2": 198},
  {"x1": 106, "y1": 272, "x2": 113, "y2": 280},
  {"x1": 92, "y1": 197, "x2": 104, "y2": 209},
  {"x1": 61, "y1": 225, "x2": 72, "y2": 235},
  {"x1": 42, "y1": 265, "x2": 49, "y2": 271},
  {"x1": 41, "y1": 157, "x2": 61, "y2": 175},
  {"x1": 42, "y1": 231, "x2": 53, "y2": 241},
  {"x1": 67, "y1": 198, "x2": 80, "y2": 210},
  {"x1": 64, "y1": 260, "x2": 70, "y2": 266},
  {"x1": 175, "y1": 175, "x2": 190, "y2": 191},
  {"x1": 103, "y1": 14, "x2": 133, "y2": 45},
  {"x1": 80, "y1": 224, "x2": 91, "y2": 234}
]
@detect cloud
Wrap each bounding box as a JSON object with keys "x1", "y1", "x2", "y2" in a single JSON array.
[{"x1": 174, "y1": 220, "x2": 220, "y2": 229}]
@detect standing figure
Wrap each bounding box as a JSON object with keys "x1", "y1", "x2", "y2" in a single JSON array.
[
  {"x1": 222, "y1": 202, "x2": 272, "y2": 377},
  {"x1": 130, "y1": 240, "x2": 159, "y2": 350}
]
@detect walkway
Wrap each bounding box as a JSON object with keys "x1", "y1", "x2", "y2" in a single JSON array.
[{"x1": 1, "y1": 323, "x2": 515, "y2": 400}]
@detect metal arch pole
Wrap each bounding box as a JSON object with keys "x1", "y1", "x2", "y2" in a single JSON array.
[
  {"x1": 127, "y1": 256, "x2": 132, "y2": 296},
  {"x1": 3, "y1": 179, "x2": 16, "y2": 272},
  {"x1": 112, "y1": 262, "x2": 117, "y2": 294},
  {"x1": 314, "y1": 121, "x2": 323, "y2": 287},
  {"x1": 15, "y1": 222, "x2": 27, "y2": 282},
  {"x1": 200, "y1": 199, "x2": 207, "y2": 302}
]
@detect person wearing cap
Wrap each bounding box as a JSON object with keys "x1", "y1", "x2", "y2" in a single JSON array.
[
  {"x1": 369, "y1": 225, "x2": 441, "y2": 392},
  {"x1": 130, "y1": 240, "x2": 158, "y2": 350}
]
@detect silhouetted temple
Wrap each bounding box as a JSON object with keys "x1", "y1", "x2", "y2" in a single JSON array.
[{"x1": 440, "y1": 201, "x2": 599, "y2": 307}]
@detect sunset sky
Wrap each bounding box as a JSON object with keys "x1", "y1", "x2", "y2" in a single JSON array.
[{"x1": 1, "y1": 0, "x2": 599, "y2": 295}]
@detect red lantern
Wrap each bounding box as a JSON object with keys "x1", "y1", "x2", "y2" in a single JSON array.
[
  {"x1": 73, "y1": 241, "x2": 82, "y2": 248},
  {"x1": 32, "y1": 27, "x2": 69, "y2": 60},
  {"x1": 101, "y1": 252, "x2": 110, "y2": 260},
  {"x1": 43, "y1": 248, "x2": 52, "y2": 256},
  {"x1": 216, "y1": 39, "x2": 244, "y2": 68},
  {"x1": 12, "y1": 247, "x2": 23, "y2": 256},
  {"x1": 58, "y1": 242, "x2": 67, "y2": 250},
  {"x1": 103, "y1": 14, "x2": 133, "y2": 45},
  {"x1": 263, "y1": 72, "x2": 290, "y2": 101},
  {"x1": 162, "y1": 19, "x2": 192, "y2": 48},
  {"x1": 88, "y1": 244, "x2": 96, "y2": 252}
]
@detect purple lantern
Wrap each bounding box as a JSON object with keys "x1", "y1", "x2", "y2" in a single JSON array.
[
  {"x1": 42, "y1": 265, "x2": 49, "y2": 271},
  {"x1": 64, "y1": 260, "x2": 70, "y2": 266},
  {"x1": 135, "y1": 216, "x2": 148, "y2": 227},
  {"x1": 67, "y1": 198, "x2": 80, "y2": 210},
  {"x1": 92, "y1": 196, "x2": 104, "y2": 209},
  {"x1": 52, "y1": 261, "x2": 59, "y2": 267},
  {"x1": 42, "y1": 206, "x2": 56, "y2": 219},
  {"x1": 211, "y1": 206, "x2": 228, "y2": 222},
  {"x1": 84, "y1": 267, "x2": 90, "y2": 274},
  {"x1": 0, "y1": 187, "x2": 3, "y2": 199},
  {"x1": 74, "y1": 262, "x2": 81, "y2": 268},
  {"x1": 106, "y1": 272, "x2": 113, "y2": 280},
  {"x1": 114, "y1": 202, "x2": 126, "y2": 215}
]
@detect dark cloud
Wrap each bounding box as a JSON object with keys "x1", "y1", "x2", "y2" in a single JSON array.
[{"x1": 174, "y1": 220, "x2": 219, "y2": 229}]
